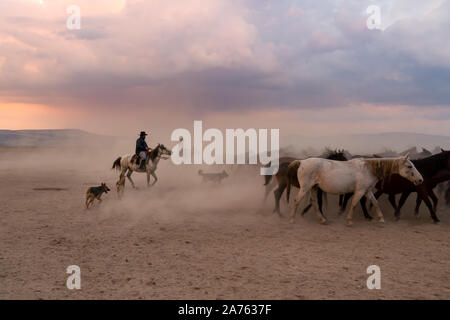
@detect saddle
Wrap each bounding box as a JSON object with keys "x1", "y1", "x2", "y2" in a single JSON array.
[{"x1": 131, "y1": 154, "x2": 140, "y2": 165}]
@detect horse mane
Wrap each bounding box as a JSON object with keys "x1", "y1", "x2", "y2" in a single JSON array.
[
  {"x1": 322, "y1": 148, "x2": 347, "y2": 161},
  {"x1": 412, "y1": 151, "x2": 450, "y2": 177},
  {"x1": 363, "y1": 158, "x2": 401, "y2": 181},
  {"x1": 148, "y1": 145, "x2": 160, "y2": 161}
]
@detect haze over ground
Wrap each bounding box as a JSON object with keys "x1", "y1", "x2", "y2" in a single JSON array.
[{"x1": 1, "y1": 129, "x2": 449, "y2": 156}]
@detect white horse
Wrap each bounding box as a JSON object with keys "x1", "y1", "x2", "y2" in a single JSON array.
[
  {"x1": 287, "y1": 156, "x2": 423, "y2": 226},
  {"x1": 112, "y1": 144, "x2": 172, "y2": 188}
]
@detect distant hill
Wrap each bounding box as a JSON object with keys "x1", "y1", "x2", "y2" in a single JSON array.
[
  {"x1": 1, "y1": 130, "x2": 450, "y2": 154},
  {"x1": 0, "y1": 129, "x2": 115, "y2": 147},
  {"x1": 281, "y1": 132, "x2": 450, "y2": 154}
]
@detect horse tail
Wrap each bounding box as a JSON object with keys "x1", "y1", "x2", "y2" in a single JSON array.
[
  {"x1": 112, "y1": 157, "x2": 122, "y2": 170},
  {"x1": 286, "y1": 160, "x2": 301, "y2": 203}
]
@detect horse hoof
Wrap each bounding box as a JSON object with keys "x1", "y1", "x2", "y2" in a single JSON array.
[
  {"x1": 346, "y1": 221, "x2": 353, "y2": 227},
  {"x1": 433, "y1": 219, "x2": 440, "y2": 224},
  {"x1": 320, "y1": 219, "x2": 328, "y2": 225},
  {"x1": 365, "y1": 217, "x2": 373, "y2": 221},
  {"x1": 289, "y1": 219, "x2": 295, "y2": 224},
  {"x1": 394, "y1": 216, "x2": 400, "y2": 221}
]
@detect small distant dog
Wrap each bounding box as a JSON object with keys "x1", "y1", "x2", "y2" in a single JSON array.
[
  {"x1": 116, "y1": 176, "x2": 126, "y2": 199},
  {"x1": 85, "y1": 183, "x2": 110, "y2": 209},
  {"x1": 198, "y1": 169, "x2": 229, "y2": 183}
]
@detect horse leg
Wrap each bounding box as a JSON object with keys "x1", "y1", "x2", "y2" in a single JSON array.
[
  {"x1": 310, "y1": 188, "x2": 327, "y2": 215},
  {"x1": 339, "y1": 194, "x2": 344, "y2": 208},
  {"x1": 264, "y1": 185, "x2": 271, "y2": 202},
  {"x1": 428, "y1": 188, "x2": 438, "y2": 212},
  {"x1": 302, "y1": 187, "x2": 321, "y2": 216},
  {"x1": 289, "y1": 188, "x2": 309, "y2": 224},
  {"x1": 414, "y1": 195, "x2": 422, "y2": 217},
  {"x1": 388, "y1": 194, "x2": 397, "y2": 212},
  {"x1": 359, "y1": 196, "x2": 373, "y2": 220},
  {"x1": 120, "y1": 167, "x2": 127, "y2": 180},
  {"x1": 366, "y1": 191, "x2": 385, "y2": 224},
  {"x1": 273, "y1": 182, "x2": 286, "y2": 216},
  {"x1": 151, "y1": 171, "x2": 158, "y2": 186},
  {"x1": 301, "y1": 203, "x2": 312, "y2": 216},
  {"x1": 340, "y1": 193, "x2": 352, "y2": 215},
  {"x1": 395, "y1": 191, "x2": 411, "y2": 220},
  {"x1": 147, "y1": 171, "x2": 151, "y2": 187},
  {"x1": 417, "y1": 188, "x2": 439, "y2": 223},
  {"x1": 310, "y1": 187, "x2": 327, "y2": 224},
  {"x1": 346, "y1": 191, "x2": 365, "y2": 226},
  {"x1": 369, "y1": 189, "x2": 383, "y2": 210},
  {"x1": 321, "y1": 190, "x2": 327, "y2": 212},
  {"x1": 126, "y1": 170, "x2": 136, "y2": 188},
  {"x1": 264, "y1": 181, "x2": 276, "y2": 203}
]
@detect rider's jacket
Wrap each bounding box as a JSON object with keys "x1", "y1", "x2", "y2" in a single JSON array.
[{"x1": 136, "y1": 137, "x2": 149, "y2": 155}]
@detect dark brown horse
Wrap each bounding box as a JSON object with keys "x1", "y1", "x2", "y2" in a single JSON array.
[
  {"x1": 358, "y1": 150, "x2": 450, "y2": 223},
  {"x1": 409, "y1": 169, "x2": 450, "y2": 214}
]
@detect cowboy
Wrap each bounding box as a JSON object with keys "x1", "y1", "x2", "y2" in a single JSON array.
[{"x1": 136, "y1": 131, "x2": 150, "y2": 170}]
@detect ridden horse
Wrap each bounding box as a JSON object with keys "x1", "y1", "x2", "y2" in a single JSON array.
[
  {"x1": 112, "y1": 144, "x2": 172, "y2": 188},
  {"x1": 286, "y1": 156, "x2": 423, "y2": 226},
  {"x1": 367, "y1": 150, "x2": 450, "y2": 222},
  {"x1": 264, "y1": 150, "x2": 348, "y2": 216}
]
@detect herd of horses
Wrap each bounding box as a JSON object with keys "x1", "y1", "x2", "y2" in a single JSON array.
[
  {"x1": 110, "y1": 144, "x2": 450, "y2": 226},
  {"x1": 264, "y1": 148, "x2": 450, "y2": 226}
]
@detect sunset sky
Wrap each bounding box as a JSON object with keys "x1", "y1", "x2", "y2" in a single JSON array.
[{"x1": 1, "y1": 0, "x2": 449, "y2": 138}]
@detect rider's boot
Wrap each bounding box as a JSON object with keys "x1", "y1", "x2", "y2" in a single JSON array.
[{"x1": 139, "y1": 159, "x2": 146, "y2": 170}]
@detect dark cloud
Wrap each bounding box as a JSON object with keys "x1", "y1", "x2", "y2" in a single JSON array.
[{"x1": 0, "y1": 0, "x2": 449, "y2": 118}]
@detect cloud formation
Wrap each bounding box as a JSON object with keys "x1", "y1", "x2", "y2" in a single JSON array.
[{"x1": 0, "y1": 0, "x2": 449, "y2": 135}]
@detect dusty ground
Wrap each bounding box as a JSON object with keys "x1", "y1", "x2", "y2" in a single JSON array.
[{"x1": 1, "y1": 147, "x2": 449, "y2": 299}]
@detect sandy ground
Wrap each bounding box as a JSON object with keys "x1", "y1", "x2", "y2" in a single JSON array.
[{"x1": 1, "y1": 147, "x2": 450, "y2": 300}]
